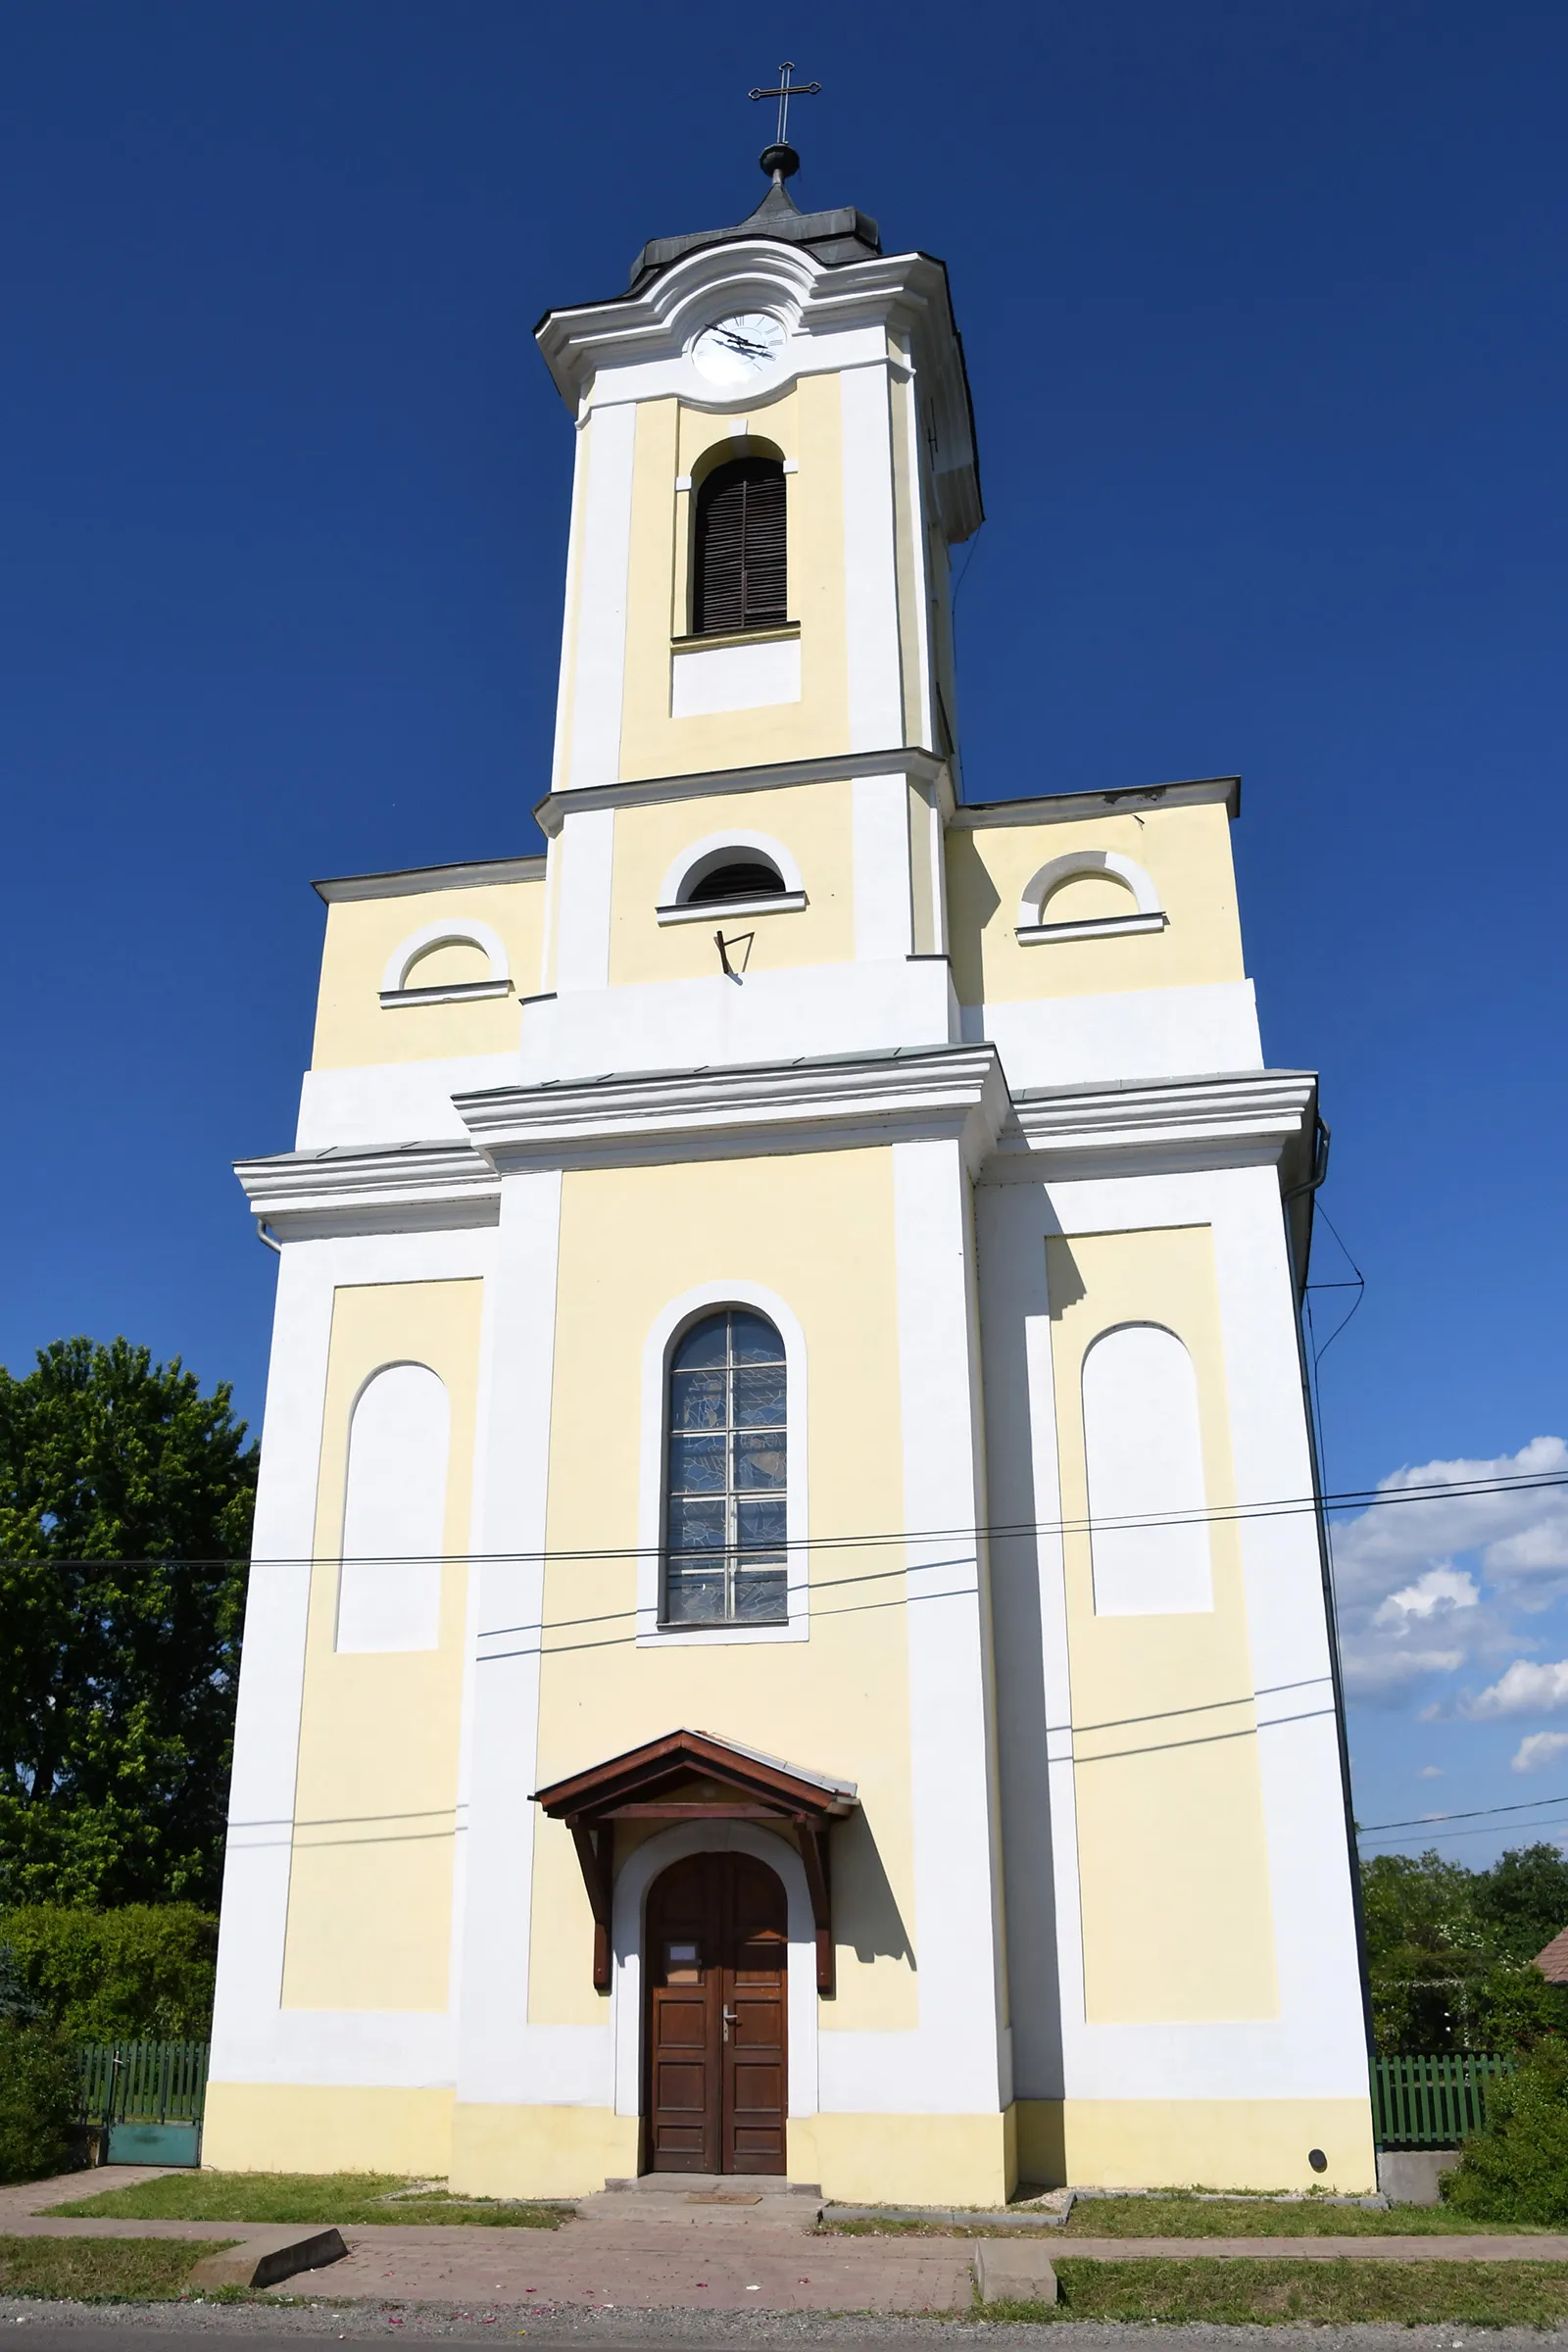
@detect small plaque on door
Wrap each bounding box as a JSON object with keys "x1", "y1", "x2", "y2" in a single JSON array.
[{"x1": 664, "y1": 1940, "x2": 702, "y2": 1983}]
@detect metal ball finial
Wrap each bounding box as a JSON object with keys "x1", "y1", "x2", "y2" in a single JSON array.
[{"x1": 760, "y1": 141, "x2": 800, "y2": 184}]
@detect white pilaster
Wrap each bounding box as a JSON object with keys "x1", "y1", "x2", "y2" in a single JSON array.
[
  {"x1": 841, "y1": 366, "x2": 905, "y2": 753},
  {"x1": 563, "y1": 402, "x2": 635, "y2": 790},
  {"x1": 454, "y1": 1170, "x2": 604, "y2": 2106},
  {"x1": 852, "y1": 770, "x2": 915, "y2": 962},
  {"x1": 554, "y1": 808, "x2": 615, "y2": 994},
  {"x1": 832, "y1": 1136, "x2": 1007, "y2": 2113}
]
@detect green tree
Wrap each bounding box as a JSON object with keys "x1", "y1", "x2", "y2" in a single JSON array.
[
  {"x1": 1442, "y1": 2036, "x2": 1568, "y2": 2223},
  {"x1": 0, "y1": 1339, "x2": 256, "y2": 1908},
  {"x1": 1472, "y1": 1844, "x2": 1568, "y2": 1964},
  {"x1": 0, "y1": 1904, "x2": 217, "y2": 2040},
  {"x1": 0, "y1": 2021, "x2": 80, "y2": 2184}
]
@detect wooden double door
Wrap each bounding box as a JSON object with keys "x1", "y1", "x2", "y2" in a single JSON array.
[{"x1": 645, "y1": 1851, "x2": 787, "y2": 2174}]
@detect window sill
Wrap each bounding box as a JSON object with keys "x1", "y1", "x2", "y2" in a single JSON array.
[
  {"x1": 1015, "y1": 911, "x2": 1167, "y2": 946},
  {"x1": 639, "y1": 1613, "x2": 808, "y2": 1649},
  {"x1": 657, "y1": 891, "x2": 807, "y2": 926},
  {"x1": 379, "y1": 978, "x2": 514, "y2": 1008},
  {"x1": 670, "y1": 621, "x2": 800, "y2": 653}
]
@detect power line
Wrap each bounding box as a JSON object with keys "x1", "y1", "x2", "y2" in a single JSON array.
[
  {"x1": 1358, "y1": 1789, "x2": 1568, "y2": 1835},
  {"x1": 9, "y1": 1463, "x2": 1565, "y2": 1576}
]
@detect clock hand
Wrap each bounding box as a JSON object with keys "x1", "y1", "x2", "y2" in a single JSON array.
[{"x1": 713, "y1": 328, "x2": 771, "y2": 358}]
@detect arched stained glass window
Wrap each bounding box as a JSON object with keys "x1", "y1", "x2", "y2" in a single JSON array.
[{"x1": 664, "y1": 1309, "x2": 787, "y2": 1625}]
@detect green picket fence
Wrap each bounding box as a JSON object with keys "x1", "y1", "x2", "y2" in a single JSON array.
[
  {"x1": 1372, "y1": 2051, "x2": 1512, "y2": 2149},
  {"x1": 75, "y1": 2041, "x2": 210, "y2": 2165}
]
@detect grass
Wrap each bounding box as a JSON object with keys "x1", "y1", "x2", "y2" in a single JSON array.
[
  {"x1": 44, "y1": 2172, "x2": 565, "y2": 2230},
  {"x1": 821, "y1": 2192, "x2": 1555, "y2": 2241},
  {"x1": 0, "y1": 2233, "x2": 234, "y2": 2302},
  {"x1": 982, "y1": 2256, "x2": 1568, "y2": 2326},
  {"x1": 1060, "y1": 2190, "x2": 1555, "y2": 2235}
]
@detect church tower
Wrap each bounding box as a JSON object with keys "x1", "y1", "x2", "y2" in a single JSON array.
[{"x1": 209, "y1": 132, "x2": 1375, "y2": 2204}]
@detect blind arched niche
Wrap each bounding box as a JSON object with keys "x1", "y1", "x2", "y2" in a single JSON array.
[
  {"x1": 1081, "y1": 1323, "x2": 1213, "y2": 1616},
  {"x1": 336, "y1": 1361, "x2": 450, "y2": 1652}
]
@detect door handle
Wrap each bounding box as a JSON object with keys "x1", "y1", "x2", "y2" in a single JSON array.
[{"x1": 722, "y1": 2006, "x2": 738, "y2": 2042}]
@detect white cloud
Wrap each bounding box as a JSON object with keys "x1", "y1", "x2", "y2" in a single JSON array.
[
  {"x1": 1466, "y1": 1659, "x2": 1568, "y2": 1719},
  {"x1": 1373, "y1": 1567, "x2": 1479, "y2": 1627},
  {"x1": 1418, "y1": 1765, "x2": 1445, "y2": 1779},
  {"x1": 1512, "y1": 1733, "x2": 1568, "y2": 1775},
  {"x1": 1333, "y1": 1438, "x2": 1568, "y2": 1705}
]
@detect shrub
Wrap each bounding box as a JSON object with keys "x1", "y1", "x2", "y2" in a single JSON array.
[
  {"x1": 0, "y1": 2020, "x2": 81, "y2": 2184},
  {"x1": 1442, "y1": 2036, "x2": 1568, "y2": 2222},
  {"x1": 0, "y1": 1905, "x2": 216, "y2": 2040}
]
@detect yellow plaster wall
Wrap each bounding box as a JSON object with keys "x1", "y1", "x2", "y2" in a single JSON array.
[
  {"x1": 1016, "y1": 2098, "x2": 1377, "y2": 2195},
  {"x1": 1047, "y1": 1227, "x2": 1278, "y2": 2026},
  {"x1": 311, "y1": 881, "x2": 542, "y2": 1069},
  {"x1": 605, "y1": 780, "x2": 854, "y2": 985},
  {"x1": 528, "y1": 1150, "x2": 917, "y2": 2036},
  {"x1": 791, "y1": 2111, "x2": 1015, "y2": 2207},
  {"x1": 614, "y1": 380, "x2": 853, "y2": 780},
  {"x1": 280, "y1": 1278, "x2": 483, "y2": 2012},
  {"x1": 202, "y1": 2082, "x2": 455, "y2": 2177},
  {"x1": 451, "y1": 2104, "x2": 639, "y2": 2199},
  {"x1": 946, "y1": 801, "x2": 1245, "y2": 1005}
]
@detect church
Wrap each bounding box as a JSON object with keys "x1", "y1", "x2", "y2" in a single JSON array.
[{"x1": 207, "y1": 134, "x2": 1376, "y2": 2204}]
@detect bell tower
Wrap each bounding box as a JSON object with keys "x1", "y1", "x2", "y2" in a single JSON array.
[
  {"x1": 527, "y1": 142, "x2": 981, "y2": 1067},
  {"x1": 537, "y1": 153, "x2": 979, "y2": 792}
]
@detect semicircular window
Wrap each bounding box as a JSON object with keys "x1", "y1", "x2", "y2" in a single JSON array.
[{"x1": 684, "y1": 859, "x2": 787, "y2": 906}]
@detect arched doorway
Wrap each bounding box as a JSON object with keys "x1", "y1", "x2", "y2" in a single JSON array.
[{"x1": 644, "y1": 1850, "x2": 787, "y2": 2175}]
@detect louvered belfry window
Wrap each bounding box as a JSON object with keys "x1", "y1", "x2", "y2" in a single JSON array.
[{"x1": 692, "y1": 457, "x2": 787, "y2": 635}]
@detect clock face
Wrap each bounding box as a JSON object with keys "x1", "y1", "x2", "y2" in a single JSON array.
[{"x1": 691, "y1": 313, "x2": 787, "y2": 387}]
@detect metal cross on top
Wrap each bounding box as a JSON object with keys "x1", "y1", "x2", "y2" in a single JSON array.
[{"x1": 749, "y1": 61, "x2": 821, "y2": 148}]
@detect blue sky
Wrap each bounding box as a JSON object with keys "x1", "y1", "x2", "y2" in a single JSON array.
[{"x1": 1, "y1": 1, "x2": 1564, "y2": 1863}]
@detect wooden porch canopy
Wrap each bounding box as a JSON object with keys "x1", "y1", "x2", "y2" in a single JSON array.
[{"x1": 532, "y1": 1728, "x2": 858, "y2": 1995}]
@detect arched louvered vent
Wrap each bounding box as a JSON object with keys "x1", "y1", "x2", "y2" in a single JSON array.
[
  {"x1": 692, "y1": 457, "x2": 787, "y2": 635},
  {"x1": 685, "y1": 860, "x2": 786, "y2": 905}
]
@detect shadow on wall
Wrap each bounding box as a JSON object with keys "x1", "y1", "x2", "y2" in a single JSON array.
[
  {"x1": 943, "y1": 833, "x2": 1002, "y2": 1001},
  {"x1": 1047, "y1": 1238, "x2": 1087, "y2": 1318},
  {"x1": 834, "y1": 1809, "x2": 915, "y2": 1970}
]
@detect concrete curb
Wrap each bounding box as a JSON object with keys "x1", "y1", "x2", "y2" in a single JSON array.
[
  {"x1": 824, "y1": 2203, "x2": 1066, "y2": 2230},
  {"x1": 973, "y1": 2239, "x2": 1058, "y2": 2304},
  {"x1": 188, "y1": 2228, "x2": 348, "y2": 2290}
]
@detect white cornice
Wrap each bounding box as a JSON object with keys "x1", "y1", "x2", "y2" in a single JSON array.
[
  {"x1": 455, "y1": 1044, "x2": 1008, "y2": 1177},
  {"x1": 314, "y1": 855, "x2": 545, "y2": 905},
  {"x1": 536, "y1": 746, "x2": 951, "y2": 832},
  {"x1": 987, "y1": 1070, "x2": 1318, "y2": 1184},
  {"x1": 952, "y1": 777, "x2": 1242, "y2": 831},
  {"x1": 233, "y1": 1143, "x2": 500, "y2": 1240}
]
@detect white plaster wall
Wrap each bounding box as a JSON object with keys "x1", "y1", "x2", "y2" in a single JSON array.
[
  {"x1": 961, "y1": 981, "x2": 1263, "y2": 1092},
  {"x1": 296, "y1": 1055, "x2": 521, "y2": 1151},
  {"x1": 517, "y1": 957, "x2": 958, "y2": 1085},
  {"x1": 670, "y1": 636, "x2": 801, "y2": 717}
]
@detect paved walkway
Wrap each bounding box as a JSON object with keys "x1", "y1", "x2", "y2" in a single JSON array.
[{"x1": 282, "y1": 2183, "x2": 973, "y2": 2315}]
